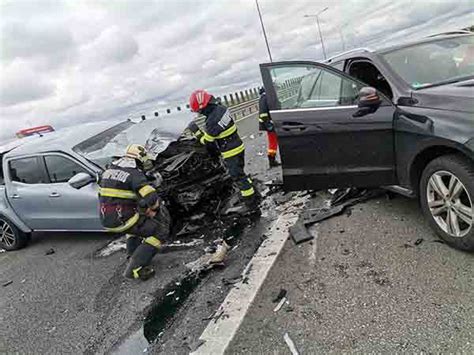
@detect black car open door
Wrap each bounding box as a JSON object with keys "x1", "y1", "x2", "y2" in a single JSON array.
[{"x1": 260, "y1": 61, "x2": 397, "y2": 191}]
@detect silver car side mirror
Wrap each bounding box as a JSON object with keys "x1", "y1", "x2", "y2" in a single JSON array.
[{"x1": 68, "y1": 172, "x2": 95, "y2": 189}]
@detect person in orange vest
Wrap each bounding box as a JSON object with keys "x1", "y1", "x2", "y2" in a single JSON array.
[{"x1": 258, "y1": 87, "x2": 280, "y2": 168}]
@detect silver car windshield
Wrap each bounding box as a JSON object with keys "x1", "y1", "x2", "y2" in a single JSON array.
[
  {"x1": 73, "y1": 120, "x2": 182, "y2": 168},
  {"x1": 383, "y1": 35, "x2": 474, "y2": 89}
]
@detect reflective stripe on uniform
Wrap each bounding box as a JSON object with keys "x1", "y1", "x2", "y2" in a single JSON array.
[
  {"x1": 268, "y1": 149, "x2": 277, "y2": 154},
  {"x1": 144, "y1": 236, "x2": 161, "y2": 248},
  {"x1": 138, "y1": 185, "x2": 155, "y2": 197},
  {"x1": 221, "y1": 143, "x2": 245, "y2": 159},
  {"x1": 99, "y1": 187, "x2": 137, "y2": 199},
  {"x1": 259, "y1": 113, "x2": 269, "y2": 118},
  {"x1": 258, "y1": 118, "x2": 264, "y2": 123},
  {"x1": 200, "y1": 132, "x2": 215, "y2": 144},
  {"x1": 217, "y1": 124, "x2": 237, "y2": 139},
  {"x1": 132, "y1": 267, "x2": 142, "y2": 279},
  {"x1": 104, "y1": 213, "x2": 140, "y2": 233},
  {"x1": 241, "y1": 186, "x2": 255, "y2": 197}
]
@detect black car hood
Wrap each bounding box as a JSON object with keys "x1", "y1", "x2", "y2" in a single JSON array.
[{"x1": 412, "y1": 78, "x2": 474, "y2": 113}]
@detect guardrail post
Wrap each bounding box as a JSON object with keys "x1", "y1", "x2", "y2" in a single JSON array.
[
  {"x1": 154, "y1": 112, "x2": 159, "y2": 117},
  {"x1": 166, "y1": 108, "x2": 171, "y2": 114},
  {"x1": 244, "y1": 89, "x2": 249, "y2": 100},
  {"x1": 177, "y1": 106, "x2": 181, "y2": 111},
  {"x1": 223, "y1": 95, "x2": 229, "y2": 106},
  {"x1": 141, "y1": 115, "x2": 146, "y2": 121},
  {"x1": 240, "y1": 91, "x2": 245, "y2": 102},
  {"x1": 229, "y1": 93, "x2": 235, "y2": 106},
  {"x1": 234, "y1": 92, "x2": 240, "y2": 104},
  {"x1": 186, "y1": 104, "x2": 190, "y2": 109}
]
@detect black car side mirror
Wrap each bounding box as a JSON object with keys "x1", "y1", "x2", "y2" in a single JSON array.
[
  {"x1": 68, "y1": 172, "x2": 95, "y2": 189},
  {"x1": 353, "y1": 87, "x2": 382, "y2": 118}
]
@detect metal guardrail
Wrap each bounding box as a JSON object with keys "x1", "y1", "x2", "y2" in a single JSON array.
[{"x1": 194, "y1": 97, "x2": 259, "y2": 127}]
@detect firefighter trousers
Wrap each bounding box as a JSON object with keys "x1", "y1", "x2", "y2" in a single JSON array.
[
  {"x1": 223, "y1": 152, "x2": 255, "y2": 201},
  {"x1": 123, "y1": 205, "x2": 171, "y2": 279}
]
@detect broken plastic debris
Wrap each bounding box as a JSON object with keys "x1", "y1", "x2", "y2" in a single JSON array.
[
  {"x1": 2, "y1": 280, "x2": 13, "y2": 287},
  {"x1": 272, "y1": 288, "x2": 288, "y2": 303},
  {"x1": 166, "y1": 291, "x2": 176, "y2": 297},
  {"x1": 289, "y1": 220, "x2": 314, "y2": 245},
  {"x1": 45, "y1": 248, "x2": 55, "y2": 255},
  {"x1": 273, "y1": 297, "x2": 287, "y2": 312},
  {"x1": 284, "y1": 333, "x2": 300, "y2": 355},
  {"x1": 250, "y1": 134, "x2": 255, "y2": 139},
  {"x1": 257, "y1": 152, "x2": 264, "y2": 156},
  {"x1": 210, "y1": 240, "x2": 230, "y2": 264}
]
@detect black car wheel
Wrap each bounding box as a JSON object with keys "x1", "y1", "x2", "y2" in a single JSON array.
[
  {"x1": 0, "y1": 216, "x2": 30, "y2": 251},
  {"x1": 420, "y1": 154, "x2": 474, "y2": 251}
]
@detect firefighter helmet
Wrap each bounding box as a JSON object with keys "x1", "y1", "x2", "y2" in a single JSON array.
[
  {"x1": 189, "y1": 89, "x2": 212, "y2": 112},
  {"x1": 125, "y1": 144, "x2": 151, "y2": 164}
]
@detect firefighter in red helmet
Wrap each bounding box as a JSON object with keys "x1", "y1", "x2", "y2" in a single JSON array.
[{"x1": 188, "y1": 89, "x2": 259, "y2": 214}]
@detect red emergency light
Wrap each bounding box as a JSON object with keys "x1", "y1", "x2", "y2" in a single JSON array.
[{"x1": 16, "y1": 125, "x2": 55, "y2": 138}]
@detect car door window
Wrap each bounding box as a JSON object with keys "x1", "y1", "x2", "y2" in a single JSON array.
[
  {"x1": 270, "y1": 64, "x2": 362, "y2": 109},
  {"x1": 9, "y1": 157, "x2": 47, "y2": 184},
  {"x1": 44, "y1": 155, "x2": 88, "y2": 183}
]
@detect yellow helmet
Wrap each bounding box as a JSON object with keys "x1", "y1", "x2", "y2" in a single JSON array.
[{"x1": 125, "y1": 144, "x2": 151, "y2": 164}]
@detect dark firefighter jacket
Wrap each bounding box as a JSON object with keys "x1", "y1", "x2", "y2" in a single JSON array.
[
  {"x1": 192, "y1": 103, "x2": 245, "y2": 159},
  {"x1": 258, "y1": 93, "x2": 274, "y2": 132},
  {"x1": 98, "y1": 160, "x2": 159, "y2": 232}
]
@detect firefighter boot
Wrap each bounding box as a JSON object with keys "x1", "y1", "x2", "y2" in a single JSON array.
[
  {"x1": 268, "y1": 155, "x2": 281, "y2": 168},
  {"x1": 123, "y1": 241, "x2": 159, "y2": 280}
]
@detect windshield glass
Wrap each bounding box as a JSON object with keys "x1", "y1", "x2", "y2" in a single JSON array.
[
  {"x1": 383, "y1": 35, "x2": 474, "y2": 89},
  {"x1": 73, "y1": 119, "x2": 184, "y2": 168}
]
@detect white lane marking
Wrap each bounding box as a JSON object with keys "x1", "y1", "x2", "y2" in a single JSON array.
[
  {"x1": 191, "y1": 206, "x2": 301, "y2": 354},
  {"x1": 308, "y1": 224, "x2": 319, "y2": 268},
  {"x1": 283, "y1": 333, "x2": 300, "y2": 355}
]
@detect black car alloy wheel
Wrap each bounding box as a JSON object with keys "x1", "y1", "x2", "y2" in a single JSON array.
[{"x1": 420, "y1": 155, "x2": 474, "y2": 251}]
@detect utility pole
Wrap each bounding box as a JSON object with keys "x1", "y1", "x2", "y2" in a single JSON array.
[
  {"x1": 304, "y1": 7, "x2": 328, "y2": 60},
  {"x1": 255, "y1": 0, "x2": 273, "y2": 62}
]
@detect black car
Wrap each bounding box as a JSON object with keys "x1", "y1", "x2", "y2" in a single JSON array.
[{"x1": 260, "y1": 33, "x2": 474, "y2": 250}]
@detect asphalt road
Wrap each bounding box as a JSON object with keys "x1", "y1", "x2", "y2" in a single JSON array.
[
  {"x1": 0, "y1": 114, "x2": 276, "y2": 354},
  {"x1": 2, "y1": 114, "x2": 473, "y2": 354},
  {"x1": 227, "y1": 192, "x2": 474, "y2": 353}
]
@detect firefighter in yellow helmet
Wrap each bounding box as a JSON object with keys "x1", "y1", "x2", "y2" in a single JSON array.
[{"x1": 98, "y1": 144, "x2": 170, "y2": 280}]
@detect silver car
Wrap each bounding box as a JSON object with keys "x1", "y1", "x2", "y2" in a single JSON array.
[{"x1": 0, "y1": 117, "x2": 189, "y2": 250}]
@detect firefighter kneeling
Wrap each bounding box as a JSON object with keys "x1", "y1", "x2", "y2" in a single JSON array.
[{"x1": 98, "y1": 144, "x2": 170, "y2": 281}]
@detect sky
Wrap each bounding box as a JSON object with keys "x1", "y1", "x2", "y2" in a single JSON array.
[{"x1": 0, "y1": 0, "x2": 473, "y2": 139}]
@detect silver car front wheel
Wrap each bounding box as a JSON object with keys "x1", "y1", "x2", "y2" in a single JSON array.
[
  {"x1": 427, "y1": 171, "x2": 473, "y2": 237},
  {"x1": 0, "y1": 217, "x2": 29, "y2": 251},
  {"x1": 0, "y1": 220, "x2": 16, "y2": 247}
]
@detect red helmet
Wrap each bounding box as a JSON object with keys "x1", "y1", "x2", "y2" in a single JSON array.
[{"x1": 189, "y1": 89, "x2": 212, "y2": 112}]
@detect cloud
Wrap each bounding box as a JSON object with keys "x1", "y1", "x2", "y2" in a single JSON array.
[
  {"x1": 0, "y1": 0, "x2": 473, "y2": 139},
  {"x1": 0, "y1": 61, "x2": 55, "y2": 106}
]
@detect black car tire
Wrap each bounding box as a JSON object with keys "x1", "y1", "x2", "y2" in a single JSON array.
[
  {"x1": 420, "y1": 154, "x2": 474, "y2": 251},
  {"x1": 0, "y1": 216, "x2": 30, "y2": 251}
]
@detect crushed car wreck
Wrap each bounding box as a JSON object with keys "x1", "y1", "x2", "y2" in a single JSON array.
[{"x1": 0, "y1": 115, "x2": 239, "y2": 250}]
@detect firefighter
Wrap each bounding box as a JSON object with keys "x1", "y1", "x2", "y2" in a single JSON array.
[
  {"x1": 258, "y1": 87, "x2": 280, "y2": 168},
  {"x1": 188, "y1": 89, "x2": 259, "y2": 214},
  {"x1": 98, "y1": 144, "x2": 170, "y2": 280}
]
